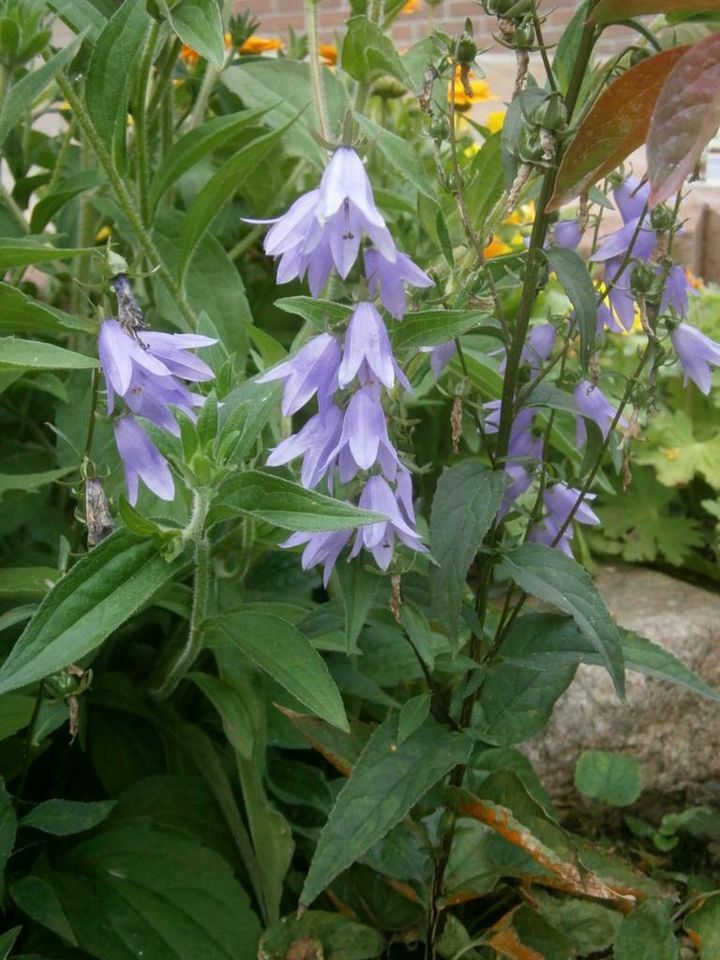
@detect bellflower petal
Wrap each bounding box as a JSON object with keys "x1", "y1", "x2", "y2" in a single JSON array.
[
  {"x1": 364, "y1": 248, "x2": 433, "y2": 319},
  {"x1": 339, "y1": 302, "x2": 396, "y2": 389},
  {"x1": 670, "y1": 322, "x2": 720, "y2": 395},
  {"x1": 573, "y1": 379, "x2": 626, "y2": 445},
  {"x1": 113, "y1": 416, "x2": 175, "y2": 505},
  {"x1": 257, "y1": 333, "x2": 341, "y2": 416}
]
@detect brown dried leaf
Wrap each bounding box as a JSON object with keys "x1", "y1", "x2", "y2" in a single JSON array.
[{"x1": 276, "y1": 706, "x2": 372, "y2": 776}]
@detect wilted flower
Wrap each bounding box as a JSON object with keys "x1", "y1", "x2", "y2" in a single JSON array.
[
  {"x1": 670, "y1": 322, "x2": 720, "y2": 395},
  {"x1": 113, "y1": 416, "x2": 175, "y2": 505},
  {"x1": 364, "y1": 249, "x2": 433, "y2": 319},
  {"x1": 530, "y1": 482, "x2": 600, "y2": 557},
  {"x1": 256, "y1": 333, "x2": 341, "y2": 416},
  {"x1": 349, "y1": 475, "x2": 427, "y2": 571}
]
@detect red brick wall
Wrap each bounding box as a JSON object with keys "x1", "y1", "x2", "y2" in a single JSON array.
[{"x1": 239, "y1": 1, "x2": 617, "y2": 50}]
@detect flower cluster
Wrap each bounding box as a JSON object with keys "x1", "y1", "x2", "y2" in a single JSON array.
[
  {"x1": 98, "y1": 276, "x2": 215, "y2": 505},
  {"x1": 255, "y1": 147, "x2": 433, "y2": 581}
]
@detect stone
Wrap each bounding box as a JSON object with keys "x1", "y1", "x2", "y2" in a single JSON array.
[{"x1": 523, "y1": 565, "x2": 720, "y2": 804}]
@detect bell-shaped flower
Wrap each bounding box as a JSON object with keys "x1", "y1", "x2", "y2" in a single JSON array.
[
  {"x1": 364, "y1": 247, "x2": 433, "y2": 319},
  {"x1": 661, "y1": 265, "x2": 697, "y2": 317},
  {"x1": 280, "y1": 529, "x2": 352, "y2": 587},
  {"x1": 113, "y1": 416, "x2": 175, "y2": 505},
  {"x1": 500, "y1": 323, "x2": 556, "y2": 376},
  {"x1": 573, "y1": 379, "x2": 626, "y2": 446},
  {"x1": 338, "y1": 302, "x2": 409, "y2": 392},
  {"x1": 349, "y1": 475, "x2": 426, "y2": 571},
  {"x1": 329, "y1": 385, "x2": 399, "y2": 481},
  {"x1": 256, "y1": 332, "x2": 340, "y2": 416},
  {"x1": 266, "y1": 405, "x2": 344, "y2": 489},
  {"x1": 530, "y1": 482, "x2": 600, "y2": 557},
  {"x1": 670, "y1": 322, "x2": 720, "y2": 395},
  {"x1": 554, "y1": 219, "x2": 582, "y2": 250}
]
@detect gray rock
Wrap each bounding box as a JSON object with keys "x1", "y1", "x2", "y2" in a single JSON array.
[{"x1": 523, "y1": 565, "x2": 720, "y2": 803}]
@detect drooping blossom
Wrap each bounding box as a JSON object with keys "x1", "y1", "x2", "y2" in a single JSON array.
[
  {"x1": 573, "y1": 379, "x2": 626, "y2": 446},
  {"x1": 256, "y1": 333, "x2": 341, "y2": 416},
  {"x1": 670, "y1": 323, "x2": 720, "y2": 395},
  {"x1": 98, "y1": 301, "x2": 216, "y2": 504},
  {"x1": 554, "y1": 218, "x2": 582, "y2": 250},
  {"x1": 338, "y1": 302, "x2": 409, "y2": 391},
  {"x1": 113, "y1": 416, "x2": 175, "y2": 505},
  {"x1": 364, "y1": 248, "x2": 433, "y2": 319},
  {"x1": 530, "y1": 482, "x2": 600, "y2": 557},
  {"x1": 349, "y1": 475, "x2": 427, "y2": 571},
  {"x1": 266, "y1": 406, "x2": 344, "y2": 489},
  {"x1": 280, "y1": 529, "x2": 352, "y2": 588},
  {"x1": 423, "y1": 340, "x2": 456, "y2": 379},
  {"x1": 484, "y1": 401, "x2": 544, "y2": 517},
  {"x1": 499, "y1": 323, "x2": 556, "y2": 376}
]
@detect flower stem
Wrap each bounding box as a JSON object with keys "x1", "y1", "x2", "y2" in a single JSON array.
[
  {"x1": 305, "y1": 0, "x2": 330, "y2": 142},
  {"x1": 56, "y1": 72, "x2": 199, "y2": 331}
]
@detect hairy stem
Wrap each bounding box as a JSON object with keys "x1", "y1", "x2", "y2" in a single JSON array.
[
  {"x1": 305, "y1": 0, "x2": 330, "y2": 141},
  {"x1": 135, "y1": 20, "x2": 161, "y2": 224}
]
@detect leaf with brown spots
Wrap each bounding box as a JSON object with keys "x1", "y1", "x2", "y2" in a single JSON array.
[
  {"x1": 276, "y1": 707, "x2": 372, "y2": 776},
  {"x1": 546, "y1": 47, "x2": 689, "y2": 211}
]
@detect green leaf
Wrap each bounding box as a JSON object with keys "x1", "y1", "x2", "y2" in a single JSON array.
[
  {"x1": 498, "y1": 543, "x2": 625, "y2": 697},
  {"x1": 166, "y1": 0, "x2": 223, "y2": 65},
  {"x1": 0, "y1": 926, "x2": 21, "y2": 960},
  {"x1": 331, "y1": 561, "x2": 379, "y2": 653},
  {"x1": 274, "y1": 296, "x2": 353, "y2": 328},
  {"x1": 466, "y1": 131, "x2": 505, "y2": 227},
  {"x1": 222, "y1": 60, "x2": 349, "y2": 167},
  {"x1": 0, "y1": 33, "x2": 84, "y2": 146},
  {"x1": 592, "y1": 0, "x2": 720, "y2": 23},
  {"x1": 342, "y1": 16, "x2": 410, "y2": 87},
  {"x1": 0, "y1": 239, "x2": 95, "y2": 270},
  {"x1": 546, "y1": 246, "x2": 596, "y2": 370},
  {"x1": 301, "y1": 716, "x2": 472, "y2": 905},
  {"x1": 397, "y1": 693, "x2": 431, "y2": 745},
  {"x1": 213, "y1": 610, "x2": 349, "y2": 731},
  {"x1": 209, "y1": 470, "x2": 385, "y2": 532},
  {"x1": 553, "y1": 1, "x2": 593, "y2": 94},
  {"x1": 48, "y1": 0, "x2": 106, "y2": 37},
  {"x1": 0, "y1": 567, "x2": 57, "y2": 600},
  {"x1": 149, "y1": 108, "x2": 270, "y2": 212},
  {"x1": 0, "y1": 337, "x2": 96, "y2": 371},
  {"x1": 614, "y1": 900, "x2": 677, "y2": 960},
  {"x1": 260, "y1": 911, "x2": 384, "y2": 960},
  {"x1": 574, "y1": 751, "x2": 643, "y2": 806},
  {"x1": 392, "y1": 309, "x2": 498, "y2": 352},
  {"x1": 21, "y1": 799, "x2": 117, "y2": 835},
  {"x1": 11, "y1": 875, "x2": 77, "y2": 945},
  {"x1": 0, "y1": 467, "x2": 74, "y2": 501},
  {"x1": 430, "y1": 462, "x2": 506, "y2": 640},
  {"x1": 534, "y1": 894, "x2": 622, "y2": 955},
  {"x1": 188, "y1": 672, "x2": 254, "y2": 759},
  {"x1": 354, "y1": 113, "x2": 435, "y2": 200},
  {"x1": 12, "y1": 820, "x2": 262, "y2": 960},
  {"x1": 181, "y1": 120, "x2": 297, "y2": 273},
  {"x1": 85, "y1": 0, "x2": 150, "y2": 162},
  {"x1": 0, "y1": 693, "x2": 35, "y2": 740},
  {"x1": 217, "y1": 380, "x2": 281, "y2": 463},
  {"x1": 0, "y1": 281, "x2": 92, "y2": 335},
  {"x1": 685, "y1": 893, "x2": 720, "y2": 960},
  {"x1": 0, "y1": 530, "x2": 186, "y2": 695},
  {"x1": 636, "y1": 409, "x2": 720, "y2": 487},
  {"x1": 0, "y1": 782, "x2": 16, "y2": 891},
  {"x1": 29, "y1": 169, "x2": 101, "y2": 235}
]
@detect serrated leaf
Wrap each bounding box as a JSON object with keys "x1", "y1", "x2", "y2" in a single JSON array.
[
  {"x1": 546, "y1": 246, "x2": 596, "y2": 370},
  {"x1": 648, "y1": 33, "x2": 720, "y2": 206},
  {"x1": 342, "y1": 16, "x2": 410, "y2": 87},
  {"x1": 85, "y1": 0, "x2": 149, "y2": 161},
  {"x1": 274, "y1": 296, "x2": 352, "y2": 328},
  {"x1": 0, "y1": 32, "x2": 84, "y2": 147},
  {"x1": 431, "y1": 462, "x2": 506, "y2": 640},
  {"x1": 278, "y1": 707, "x2": 372, "y2": 775},
  {"x1": 149, "y1": 107, "x2": 271, "y2": 213},
  {"x1": 392, "y1": 309, "x2": 498, "y2": 352},
  {"x1": 534, "y1": 895, "x2": 621, "y2": 954},
  {"x1": 21, "y1": 799, "x2": 116, "y2": 835},
  {"x1": 636, "y1": 409, "x2": 720, "y2": 487},
  {"x1": 354, "y1": 113, "x2": 435, "y2": 200},
  {"x1": 166, "y1": 0, "x2": 223, "y2": 66},
  {"x1": 331, "y1": 561, "x2": 378, "y2": 653},
  {"x1": 213, "y1": 610, "x2": 349, "y2": 732},
  {"x1": 498, "y1": 543, "x2": 625, "y2": 697},
  {"x1": 575, "y1": 751, "x2": 643, "y2": 806},
  {"x1": 181, "y1": 120, "x2": 297, "y2": 272},
  {"x1": 0, "y1": 530, "x2": 185, "y2": 695},
  {"x1": 614, "y1": 900, "x2": 677, "y2": 960},
  {"x1": 209, "y1": 470, "x2": 385, "y2": 532},
  {"x1": 301, "y1": 715, "x2": 472, "y2": 905},
  {"x1": 547, "y1": 47, "x2": 689, "y2": 211},
  {"x1": 0, "y1": 338, "x2": 96, "y2": 371},
  {"x1": 592, "y1": 0, "x2": 720, "y2": 23}
]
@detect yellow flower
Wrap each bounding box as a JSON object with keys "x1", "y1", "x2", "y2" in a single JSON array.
[
  {"x1": 450, "y1": 67, "x2": 496, "y2": 111},
  {"x1": 319, "y1": 43, "x2": 337, "y2": 65},
  {"x1": 463, "y1": 142, "x2": 480, "y2": 159},
  {"x1": 95, "y1": 226, "x2": 111, "y2": 243},
  {"x1": 505, "y1": 201, "x2": 535, "y2": 226},
  {"x1": 239, "y1": 35, "x2": 284, "y2": 55},
  {"x1": 484, "y1": 237, "x2": 512, "y2": 259},
  {"x1": 486, "y1": 109, "x2": 506, "y2": 134},
  {"x1": 662, "y1": 447, "x2": 681, "y2": 462},
  {"x1": 402, "y1": 0, "x2": 421, "y2": 11}
]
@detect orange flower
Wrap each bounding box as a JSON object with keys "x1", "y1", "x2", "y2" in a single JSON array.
[
  {"x1": 402, "y1": 0, "x2": 421, "y2": 12},
  {"x1": 180, "y1": 43, "x2": 200, "y2": 67},
  {"x1": 686, "y1": 267, "x2": 705, "y2": 291},
  {"x1": 484, "y1": 237, "x2": 512, "y2": 259},
  {"x1": 319, "y1": 43, "x2": 337, "y2": 65},
  {"x1": 239, "y1": 35, "x2": 284, "y2": 55},
  {"x1": 450, "y1": 67, "x2": 496, "y2": 111}
]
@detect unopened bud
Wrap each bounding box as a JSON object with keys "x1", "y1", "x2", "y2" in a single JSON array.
[
  {"x1": 531, "y1": 93, "x2": 567, "y2": 132},
  {"x1": 429, "y1": 114, "x2": 450, "y2": 142},
  {"x1": 630, "y1": 262, "x2": 655, "y2": 297},
  {"x1": 513, "y1": 18, "x2": 535, "y2": 49},
  {"x1": 650, "y1": 204, "x2": 674, "y2": 232},
  {"x1": 456, "y1": 31, "x2": 477, "y2": 64}
]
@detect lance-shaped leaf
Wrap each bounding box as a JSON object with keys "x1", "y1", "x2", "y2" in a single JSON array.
[
  {"x1": 0, "y1": 338, "x2": 97, "y2": 371},
  {"x1": 648, "y1": 33, "x2": 720, "y2": 206},
  {"x1": 301, "y1": 715, "x2": 472, "y2": 905},
  {"x1": 208, "y1": 471, "x2": 385, "y2": 532},
  {"x1": 277, "y1": 707, "x2": 372, "y2": 775},
  {"x1": 592, "y1": 0, "x2": 720, "y2": 23},
  {"x1": 547, "y1": 46, "x2": 688, "y2": 211},
  {"x1": 431, "y1": 463, "x2": 506, "y2": 640},
  {"x1": 392, "y1": 309, "x2": 500, "y2": 353},
  {"x1": 498, "y1": 543, "x2": 625, "y2": 697},
  {"x1": 546, "y1": 247, "x2": 596, "y2": 371},
  {"x1": 0, "y1": 531, "x2": 185, "y2": 695},
  {"x1": 0, "y1": 240, "x2": 95, "y2": 270},
  {"x1": 165, "y1": 0, "x2": 224, "y2": 66}
]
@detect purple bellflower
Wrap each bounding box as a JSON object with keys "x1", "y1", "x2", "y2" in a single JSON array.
[
  {"x1": 349, "y1": 474, "x2": 427, "y2": 571},
  {"x1": 364, "y1": 248, "x2": 433, "y2": 319},
  {"x1": 338, "y1": 302, "x2": 409, "y2": 391},
  {"x1": 670, "y1": 322, "x2": 720, "y2": 395},
  {"x1": 98, "y1": 313, "x2": 215, "y2": 505},
  {"x1": 256, "y1": 332, "x2": 341, "y2": 416},
  {"x1": 530, "y1": 482, "x2": 600, "y2": 557},
  {"x1": 280, "y1": 529, "x2": 353, "y2": 588},
  {"x1": 573, "y1": 379, "x2": 626, "y2": 446}
]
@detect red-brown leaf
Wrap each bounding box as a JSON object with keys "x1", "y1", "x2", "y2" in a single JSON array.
[
  {"x1": 592, "y1": 0, "x2": 720, "y2": 24},
  {"x1": 648, "y1": 32, "x2": 720, "y2": 206},
  {"x1": 546, "y1": 46, "x2": 689, "y2": 212}
]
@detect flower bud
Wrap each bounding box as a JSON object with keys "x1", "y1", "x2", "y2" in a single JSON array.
[
  {"x1": 519, "y1": 128, "x2": 545, "y2": 163},
  {"x1": 630, "y1": 262, "x2": 656, "y2": 297},
  {"x1": 531, "y1": 93, "x2": 567, "y2": 132},
  {"x1": 455, "y1": 31, "x2": 477, "y2": 64},
  {"x1": 483, "y1": 0, "x2": 535, "y2": 18},
  {"x1": 650, "y1": 204, "x2": 674, "y2": 232},
  {"x1": 429, "y1": 114, "x2": 450, "y2": 142},
  {"x1": 514, "y1": 18, "x2": 535, "y2": 49},
  {"x1": 370, "y1": 76, "x2": 407, "y2": 100}
]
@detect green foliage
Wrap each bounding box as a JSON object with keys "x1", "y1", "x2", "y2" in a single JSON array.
[{"x1": 574, "y1": 751, "x2": 644, "y2": 806}]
